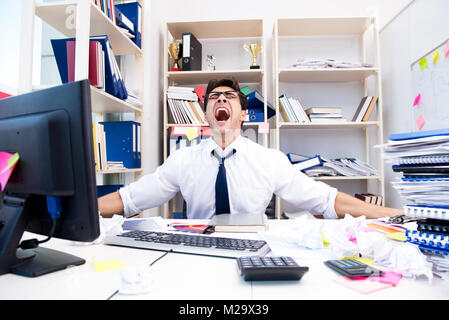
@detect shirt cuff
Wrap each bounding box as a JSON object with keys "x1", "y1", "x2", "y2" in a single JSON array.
[
  {"x1": 119, "y1": 186, "x2": 140, "y2": 218},
  {"x1": 323, "y1": 187, "x2": 338, "y2": 219}
]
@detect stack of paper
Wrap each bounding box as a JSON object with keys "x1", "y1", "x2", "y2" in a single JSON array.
[{"x1": 379, "y1": 128, "x2": 449, "y2": 259}]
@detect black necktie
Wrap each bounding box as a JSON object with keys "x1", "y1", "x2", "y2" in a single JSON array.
[{"x1": 214, "y1": 150, "x2": 235, "y2": 215}]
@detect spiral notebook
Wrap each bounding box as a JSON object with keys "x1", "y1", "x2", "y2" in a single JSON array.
[{"x1": 395, "y1": 154, "x2": 449, "y2": 165}]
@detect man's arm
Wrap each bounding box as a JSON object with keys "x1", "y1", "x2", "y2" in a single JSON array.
[
  {"x1": 334, "y1": 191, "x2": 403, "y2": 219},
  {"x1": 98, "y1": 191, "x2": 125, "y2": 218}
]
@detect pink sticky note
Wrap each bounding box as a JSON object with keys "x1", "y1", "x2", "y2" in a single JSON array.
[
  {"x1": 258, "y1": 122, "x2": 270, "y2": 134},
  {"x1": 0, "y1": 152, "x2": 19, "y2": 191},
  {"x1": 353, "y1": 271, "x2": 402, "y2": 287},
  {"x1": 444, "y1": 40, "x2": 449, "y2": 57},
  {"x1": 333, "y1": 276, "x2": 393, "y2": 295},
  {"x1": 413, "y1": 93, "x2": 421, "y2": 106},
  {"x1": 416, "y1": 114, "x2": 425, "y2": 130}
]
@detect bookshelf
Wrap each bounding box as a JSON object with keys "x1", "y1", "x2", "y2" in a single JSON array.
[
  {"x1": 273, "y1": 16, "x2": 385, "y2": 219},
  {"x1": 20, "y1": 0, "x2": 145, "y2": 201},
  {"x1": 163, "y1": 19, "x2": 269, "y2": 218}
]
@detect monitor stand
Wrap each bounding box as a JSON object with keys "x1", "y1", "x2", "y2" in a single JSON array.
[{"x1": 0, "y1": 194, "x2": 85, "y2": 277}]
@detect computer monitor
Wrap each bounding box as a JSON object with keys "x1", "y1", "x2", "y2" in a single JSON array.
[{"x1": 0, "y1": 80, "x2": 100, "y2": 277}]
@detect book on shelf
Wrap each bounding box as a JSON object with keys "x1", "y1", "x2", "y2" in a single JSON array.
[
  {"x1": 352, "y1": 96, "x2": 377, "y2": 122},
  {"x1": 355, "y1": 193, "x2": 383, "y2": 206},
  {"x1": 92, "y1": 122, "x2": 107, "y2": 171},
  {"x1": 92, "y1": 0, "x2": 116, "y2": 24},
  {"x1": 306, "y1": 106, "x2": 346, "y2": 123},
  {"x1": 304, "y1": 107, "x2": 342, "y2": 115},
  {"x1": 67, "y1": 40, "x2": 104, "y2": 88},
  {"x1": 182, "y1": 32, "x2": 202, "y2": 71},
  {"x1": 278, "y1": 94, "x2": 310, "y2": 123},
  {"x1": 168, "y1": 98, "x2": 205, "y2": 124},
  {"x1": 207, "y1": 213, "x2": 268, "y2": 233}
]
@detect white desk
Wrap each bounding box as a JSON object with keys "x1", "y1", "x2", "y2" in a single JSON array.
[{"x1": 1, "y1": 219, "x2": 448, "y2": 300}]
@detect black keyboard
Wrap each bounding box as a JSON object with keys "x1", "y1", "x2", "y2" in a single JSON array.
[{"x1": 104, "y1": 230, "x2": 270, "y2": 258}]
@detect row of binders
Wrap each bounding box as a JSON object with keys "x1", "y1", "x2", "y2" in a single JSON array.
[
  {"x1": 278, "y1": 94, "x2": 377, "y2": 123},
  {"x1": 92, "y1": 121, "x2": 141, "y2": 171},
  {"x1": 381, "y1": 127, "x2": 449, "y2": 257},
  {"x1": 92, "y1": 0, "x2": 142, "y2": 49},
  {"x1": 51, "y1": 35, "x2": 128, "y2": 100}
]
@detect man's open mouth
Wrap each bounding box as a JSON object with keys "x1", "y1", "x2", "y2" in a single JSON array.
[{"x1": 215, "y1": 107, "x2": 230, "y2": 122}]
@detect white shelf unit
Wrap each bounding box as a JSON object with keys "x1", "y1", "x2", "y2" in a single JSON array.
[
  {"x1": 20, "y1": 0, "x2": 145, "y2": 184},
  {"x1": 273, "y1": 17, "x2": 385, "y2": 219},
  {"x1": 163, "y1": 19, "x2": 268, "y2": 218}
]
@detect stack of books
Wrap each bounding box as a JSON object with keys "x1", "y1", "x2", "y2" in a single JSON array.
[
  {"x1": 167, "y1": 86, "x2": 207, "y2": 124},
  {"x1": 381, "y1": 128, "x2": 449, "y2": 257},
  {"x1": 304, "y1": 107, "x2": 346, "y2": 123}
]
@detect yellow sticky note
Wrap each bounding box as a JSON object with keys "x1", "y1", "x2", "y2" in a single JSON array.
[
  {"x1": 432, "y1": 50, "x2": 440, "y2": 63},
  {"x1": 385, "y1": 232, "x2": 406, "y2": 242},
  {"x1": 419, "y1": 57, "x2": 428, "y2": 71},
  {"x1": 93, "y1": 259, "x2": 127, "y2": 272},
  {"x1": 185, "y1": 127, "x2": 198, "y2": 141}
]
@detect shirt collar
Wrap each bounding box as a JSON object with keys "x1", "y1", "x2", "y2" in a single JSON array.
[{"x1": 205, "y1": 135, "x2": 244, "y2": 159}]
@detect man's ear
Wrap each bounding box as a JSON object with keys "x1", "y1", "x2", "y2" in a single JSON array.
[{"x1": 240, "y1": 109, "x2": 247, "y2": 122}]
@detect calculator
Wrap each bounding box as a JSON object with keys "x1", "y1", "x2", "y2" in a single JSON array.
[
  {"x1": 237, "y1": 256, "x2": 309, "y2": 281},
  {"x1": 324, "y1": 259, "x2": 384, "y2": 278}
]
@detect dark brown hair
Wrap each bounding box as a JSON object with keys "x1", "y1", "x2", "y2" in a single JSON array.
[{"x1": 203, "y1": 77, "x2": 248, "y2": 111}]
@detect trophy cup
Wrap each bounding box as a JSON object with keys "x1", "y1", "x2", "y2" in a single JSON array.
[
  {"x1": 243, "y1": 44, "x2": 261, "y2": 69},
  {"x1": 168, "y1": 43, "x2": 182, "y2": 71}
]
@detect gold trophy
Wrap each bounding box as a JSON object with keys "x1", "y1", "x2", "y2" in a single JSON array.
[
  {"x1": 168, "y1": 42, "x2": 182, "y2": 71},
  {"x1": 243, "y1": 43, "x2": 262, "y2": 69}
]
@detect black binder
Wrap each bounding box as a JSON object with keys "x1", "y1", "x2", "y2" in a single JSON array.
[{"x1": 182, "y1": 32, "x2": 202, "y2": 71}]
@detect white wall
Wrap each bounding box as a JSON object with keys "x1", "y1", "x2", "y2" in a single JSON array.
[{"x1": 380, "y1": 0, "x2": 449, "y2": 209}]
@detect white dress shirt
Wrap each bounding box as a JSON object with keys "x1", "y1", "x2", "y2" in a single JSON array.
[{"x1": 119, "y1": 135, "x2": 338, "y2": 219}]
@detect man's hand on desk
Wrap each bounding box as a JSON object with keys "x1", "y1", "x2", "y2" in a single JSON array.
[
  {"x1": 98, "y1": 191, "x2": 124, "y2": 218},
  {"x1": 334, "y1": 191, "x2": 403, "y2": 219}
]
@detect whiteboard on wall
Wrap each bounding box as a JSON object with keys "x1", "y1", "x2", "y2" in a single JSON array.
[{"x1": 411, "y1": 39, "x2": 449, "y2": 131}]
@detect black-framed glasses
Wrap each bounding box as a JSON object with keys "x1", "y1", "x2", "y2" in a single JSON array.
[{"x1": 205, "y1": 91, "x2": 239, "y2": 100}]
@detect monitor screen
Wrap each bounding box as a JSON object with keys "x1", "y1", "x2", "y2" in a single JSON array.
[{"x1": 0, "y1": 80, "x2": 100, "y2": 277}]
